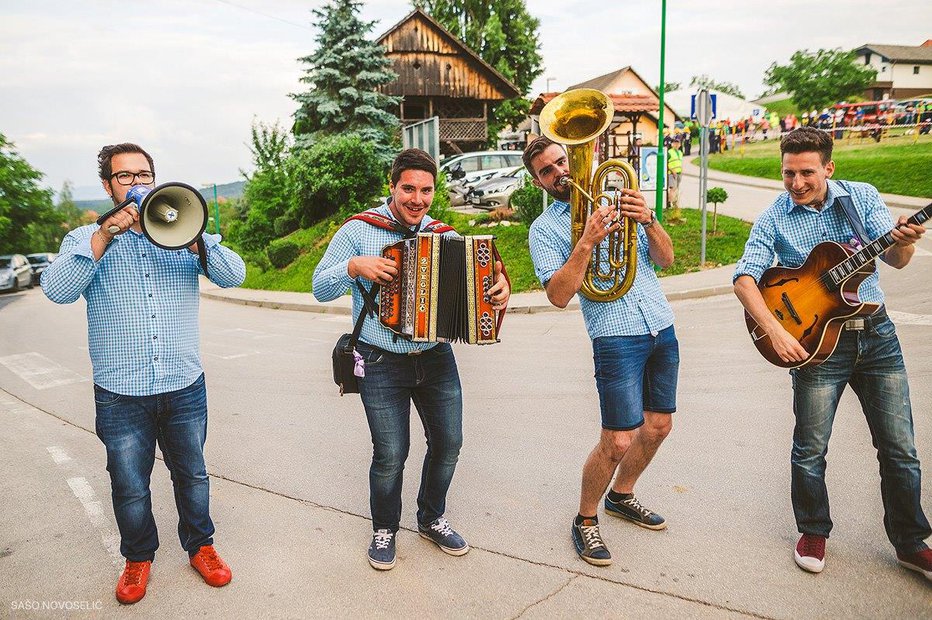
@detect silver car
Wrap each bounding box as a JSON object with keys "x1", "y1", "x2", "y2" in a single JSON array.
[
  {"x1": 0, "y1": 254, "x2": 35, "y2": 292},
  {"x1": 467, "y1": 166, "x2": 529, "y2": 210}
]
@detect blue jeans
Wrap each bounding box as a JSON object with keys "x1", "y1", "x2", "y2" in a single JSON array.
[
  {"x1": 94, "y1": 374, "x2": 214, "y2": 561},
  {"x1": 790, "y1": 313, "x2": 930, "y2": 553},
  {"x1": 357, "y1": 342, "x2": 463, "y2": 533}
]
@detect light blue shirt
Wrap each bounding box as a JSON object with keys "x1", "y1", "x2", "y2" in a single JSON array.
[
  {"x1": 733, "y1": 179, "x2": 894, "y2": 304},
  {"x1": 528, "y1": 200, "x2": 674, "y2": 340},
  {"x1": 312, "y1": 204, "x2": 457, "y2": 354},
  {"x1": 41, "y1": 224, "x2": 246, "y2": 396}
]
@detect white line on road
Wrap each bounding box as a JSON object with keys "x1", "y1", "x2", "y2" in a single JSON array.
[
  {"x1": 0, "y1": 352, "x2": 87, "y2": 390},
  {"x1": 65, "y1": 476, "x2": 123, "y2": 570},
  {"x1": 46, "y1": 445, "x2": 72, "y2": 464}
]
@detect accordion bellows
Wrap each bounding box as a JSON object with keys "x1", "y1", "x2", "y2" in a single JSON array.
[{"x1": 380, "y1": 233, "x2": 499, "y2": 344}]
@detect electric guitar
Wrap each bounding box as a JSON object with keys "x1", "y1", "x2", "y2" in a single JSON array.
[{"x1": 745, "y1": 202, "x2": 931, "y2": 368}]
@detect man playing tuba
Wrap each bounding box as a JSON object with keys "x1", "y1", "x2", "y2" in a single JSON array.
[{"x1": 525, "y1": 130, "x2": 678, "y2": 567}]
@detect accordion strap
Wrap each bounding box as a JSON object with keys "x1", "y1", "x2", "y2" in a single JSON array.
[
  {"x1": 491, "y1": 244, "x2": 510, "y2": 335},
  {"x1": 344, "y1": 210, "x2": 454, "y2": 236}
]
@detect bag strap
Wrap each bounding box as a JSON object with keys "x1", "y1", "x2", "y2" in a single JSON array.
[
  {"x1": 345, "y1": 281, "x2": 380, "y2": 350},
  {"x1": 833, "y1": 184, "x2": 870, "y2": 246},
  {"x1": 196, "y1": 237, "x2": 210, "y2": 279}
]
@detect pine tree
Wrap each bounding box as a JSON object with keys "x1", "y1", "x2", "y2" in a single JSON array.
[{"x1": 291, "y1": 0, "x2": 400, "y2": 160}]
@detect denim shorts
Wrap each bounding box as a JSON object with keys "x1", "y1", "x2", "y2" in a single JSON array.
[{"x1": 592, "y1": 326, "x2": 679, "y2": 431}]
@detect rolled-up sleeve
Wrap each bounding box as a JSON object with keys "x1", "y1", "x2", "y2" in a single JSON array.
[
  {"x1": 199, "y1": 233, "x2": 246, "y2": 288},
  {"x1": 312, "y1": 223, "x2": 357, "y2": 302},
  {"x1": 733, "y1": 211, "x2": 777, "y2": 284},
  {"x1": 41, "y1": 227, "x2": 99, "y2": 304}
]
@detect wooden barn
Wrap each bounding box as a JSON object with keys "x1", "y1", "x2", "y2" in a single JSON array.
[{"x1": 377, "y1": 8, "x2": 521, "y2": 154}]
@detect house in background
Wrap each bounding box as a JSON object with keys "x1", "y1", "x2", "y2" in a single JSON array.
[
  {"x1": 854, "y1": 40, "x2": 932, "y2": 100},
  {"x1": 377, "y1": 9, "x2": 521, "y2": 155}
]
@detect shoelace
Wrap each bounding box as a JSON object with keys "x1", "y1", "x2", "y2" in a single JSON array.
[
  {"x1": 579, "y1": 524, "x2": 606, "y2": 550},
  {"x1": 373, "y1": 529, "x2": 394, "y2": 550},
  {"x1": 622, "y1": 497, "x2": 654, "y2": 518},
  {"x1": 430, "y1": 518, "x2": 455, "y2": 537},
  {"x1": 123, "y1": 562, "x2": 146, "y2": 586},
  {"x1": 198, "y1": 547, "x2": 223, "y2": 571}
]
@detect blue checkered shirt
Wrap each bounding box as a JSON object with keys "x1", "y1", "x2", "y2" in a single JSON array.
[
  {"x1": 528, "y1": 200, "x2": 674, "y2": 340},
  {"x1": 733, "y1": 179, "x2": 894, "y2": 304},
  {"x1": 41, "y1": 224, "x2": 246, "y2": 396},
  {"x1": 312, "y1": 204, "x2": 458, "y2": 354}
]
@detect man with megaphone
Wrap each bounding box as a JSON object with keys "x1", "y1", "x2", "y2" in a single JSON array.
[{"x1": 41, "y1": 143, "x2": 246, "y2": 604}]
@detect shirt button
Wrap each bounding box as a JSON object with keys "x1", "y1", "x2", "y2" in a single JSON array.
[
  {"x1": 148, "y1": 293, "x2": 153, "y2": 297},
  {"x1": 145, "y1": 273, "x2": 149, "y2": 278},
  {"x1": 153, "y1": 336, "x2": 157, "y2": 340},
  {"x1": 142, "y1": 253, "x2": 146, "y2": 257},
  {"x1": 151, "y1": 314, "x2": 155, "y2": 318},
  {"x1": 153, "y1": 356, "x2": 158, "y2": 361}
]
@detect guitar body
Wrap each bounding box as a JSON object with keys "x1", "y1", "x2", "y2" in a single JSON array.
[{"x1": 745, "y1": 241, "x2": 880, "y2": 369}]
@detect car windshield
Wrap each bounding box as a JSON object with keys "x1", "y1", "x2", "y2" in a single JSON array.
[
  {"x1": 503, "y1": 166, "x2": 525, "y2": 178},
  {"x1": 0, "y1": 258, "x2": 11, "y2": 268},
  {"x1": 27, "y1": 255, "x2": 48, "y2": 265}
]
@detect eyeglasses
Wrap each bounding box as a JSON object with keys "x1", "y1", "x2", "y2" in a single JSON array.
[{"x1": 110, "y1": 171, "x2": 154, "y2": 186}]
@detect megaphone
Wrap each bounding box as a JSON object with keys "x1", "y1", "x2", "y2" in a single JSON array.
[{"x1": 96, "y1": 182, "x2": 208, "y2": 250}]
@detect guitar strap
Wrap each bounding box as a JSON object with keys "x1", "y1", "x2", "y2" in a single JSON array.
[{"x1": 834, "y1": 183, "x2": 870, "y2": 247}]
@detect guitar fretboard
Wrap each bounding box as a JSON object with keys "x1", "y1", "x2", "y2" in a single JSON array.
[{"x1": 828, "y1": 202, "x2": 932, "y2": 287}]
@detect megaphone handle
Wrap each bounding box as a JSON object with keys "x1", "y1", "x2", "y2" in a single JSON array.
[{"x1": 95, "y1": 197, "x2": 137, "y2": 234}]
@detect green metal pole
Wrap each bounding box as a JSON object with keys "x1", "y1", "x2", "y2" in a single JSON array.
[
  {"x1": 212, "y1": 183, "x2": 220, "y2": 234},
  {"x1": 655, "y1": 0, "x2": 667, "y2": 223}
]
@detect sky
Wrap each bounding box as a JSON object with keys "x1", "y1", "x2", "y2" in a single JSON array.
[{"x1": 1, "y1": 0, "x2": 929, "y2": 199}]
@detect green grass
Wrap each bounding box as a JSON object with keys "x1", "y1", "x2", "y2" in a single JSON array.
[
  {"x1": 762, "y1": 99, "x2": 800, "y2": 117},
  {"x1": 239, "y1": 207, "x2": 750, "y2": 294},
  {"x1": 696, "y1": 134, "x2": 932, "y2": 197}
]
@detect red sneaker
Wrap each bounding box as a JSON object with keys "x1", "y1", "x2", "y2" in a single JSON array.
[
  {"x1": 896, "y1": 548, "x2": 932, "y2": 582},
  {"x1": 115, "y1": 560, "x2": 151, "y2": 604},
  {"x1": 794, "y1": 534, "x2": 826, "y2": 573},
  {"x1": 189, "y1": 545, "x2": 232, "y2": 587}
]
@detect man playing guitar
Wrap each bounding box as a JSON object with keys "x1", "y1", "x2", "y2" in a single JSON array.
[{"x1": 733, "y1": 127, "x2": 931, "y2": 581}]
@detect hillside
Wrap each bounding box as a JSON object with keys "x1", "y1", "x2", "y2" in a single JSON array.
[{"x1": 74, "y1": 180, "x2": 245, "y2": 215}]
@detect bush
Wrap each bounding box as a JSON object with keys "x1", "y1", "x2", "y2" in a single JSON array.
[
  {"x1": 510, "y1": 183, "x2": 549, "y2": 226},
  {"x1": 289, "y1": 134, "x2": 386, "y2": 227},
  {"x1": 267, "y1": 238, "x2": 301, "y2": 268}
]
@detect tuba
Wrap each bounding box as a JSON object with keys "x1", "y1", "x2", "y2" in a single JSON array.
[{"x1": 539, "y1": 88, "x2": 638, "y2": 302}]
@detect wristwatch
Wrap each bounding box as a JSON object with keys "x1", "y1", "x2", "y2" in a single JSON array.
[{"x1": 643, "y1": 211, "x2": 656, "y2": 228}]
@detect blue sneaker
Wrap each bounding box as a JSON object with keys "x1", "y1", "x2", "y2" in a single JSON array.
[
  {"x1": 571, "y1": 518, "x2": 612, "y2": 566},
  {"x1": 604, "y1": 494, "x2": 666, "y2": 530},
  {"x1": 367, "y1": 529, "x2": 396, "y2": 570},
  {"x1": 417, "y1": 517, "x2": 469, "y2": 556}
]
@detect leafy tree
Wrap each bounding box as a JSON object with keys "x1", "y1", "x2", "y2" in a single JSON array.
[
  {"x1": 764, "y1": 49, "x2": 876, "y2": 112},
  {"x1": 0, "y1": 133, "x2": 57, "y2": 254},
  {"x1": 417, "y1": 0, "x2": 544, "y2": 133},
  {"x1": 689, "y1": 74, "x2": 745, "y2": 99},
  {"x1": 706, "y1": 186, "x2": 728, "y2": 233},
  {"x1": 655, "y1": 81, "x2": 682, "y2": 93},
  {"x1": 291, "y1": 0, "x2": 400, "y2": 161}
]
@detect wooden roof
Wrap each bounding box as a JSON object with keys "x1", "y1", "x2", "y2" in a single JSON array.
[
  {"x1": 855, "y1": 43, "x2": 932, "y2": 64},
  {"x1": 377, "y1": 9, "x2": 520, "y2": 100},
  {"x1": 529, "y1": 92, "x2": 660, "y2": 116}
]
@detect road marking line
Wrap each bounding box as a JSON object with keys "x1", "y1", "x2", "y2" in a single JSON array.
[
  {"x1": 888, "y1": 310, "x2": 932, "y2": 326},
  {"x1": 65, "y1": 477, "x2": 123, "y2": 569},
  {"x1": 0, "y1": 352, "x2": 87, "y2": 390},
  {"x1": 47, "y1": 445, "x2": 72, "y2": 464}
]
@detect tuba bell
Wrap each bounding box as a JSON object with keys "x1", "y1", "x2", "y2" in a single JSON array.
[{"x1": 539, "y1": 88, "x2": 639, "y2": 302}]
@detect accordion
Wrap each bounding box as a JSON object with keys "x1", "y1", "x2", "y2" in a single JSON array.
[{"x1": 380, "y1": 233, "x2": 500, "y2": 344}]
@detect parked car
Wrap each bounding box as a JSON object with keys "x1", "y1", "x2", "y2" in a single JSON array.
[
  {"x1": 26, "y1": 252, "x2": 57, "y2": 285},
  {"x1": 440, "y1": 151, "x2": 524, "y2": 187},
  {"x1": 467, "y1": 165, "x2": 529, "y2": 210},
  {"x1": 0, "y1": 254, "x2": 35, "y2": 292}
]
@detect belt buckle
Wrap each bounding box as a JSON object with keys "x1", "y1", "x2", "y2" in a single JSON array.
[
  {"x1": 407, "y1": 349, "x2": 423, "y2": 356},
  {"x1": 844, "y1": 318, "x2": 865, "y2": 331}
]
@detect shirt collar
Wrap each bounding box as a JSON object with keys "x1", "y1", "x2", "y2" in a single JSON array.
[{"x1": 551, "y1": 199, "x2": 570, "y2": 215}]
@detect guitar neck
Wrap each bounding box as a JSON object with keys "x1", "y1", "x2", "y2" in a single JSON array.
[{"x1": 828, "y1": 202, "x2": 932, "y2": 285}]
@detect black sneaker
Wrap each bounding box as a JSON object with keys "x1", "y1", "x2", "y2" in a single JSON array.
[
  {"x1": 604, "y1": 494, "x2": 667, "y2": 530},
  {"x1": 417, "y1": 517, "x2": 469, "y2": 556},
  {"x1": 571, "y1": 518, "x2": 612, "y2": 566},
  {"x1": 367, "y1": 529, "x2": 396, "y2": 570}
]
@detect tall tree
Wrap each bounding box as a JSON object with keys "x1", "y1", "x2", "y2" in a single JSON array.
[
  {"x1": 765, "y1": 49, "x2": 876, "y2": 112},
  {"x1": 689, "y1": 74, "x2": 745, "y2": 99},
  {"x1": 417, "y1": 0, "x2": 544, "y2": 133},
  {"x1": 0, "y1": 133, "x2": 57, "y2": 253},
  {"x1": 291, "y1": 0, "x2": 400, "y2": 161}
]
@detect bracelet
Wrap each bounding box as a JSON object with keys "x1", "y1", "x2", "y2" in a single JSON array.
[{"x1": 95, "y1": 229, "x2": 113, "y2": 245}]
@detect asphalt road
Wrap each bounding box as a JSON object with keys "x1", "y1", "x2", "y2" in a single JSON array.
[{"x1": 1, "y1": 235, "x2": 930, "y2": 618}]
